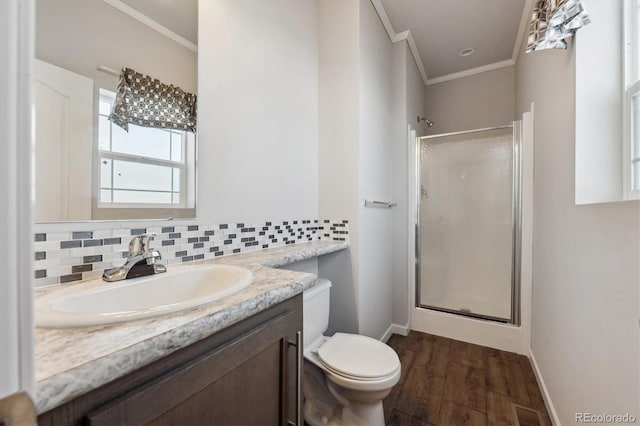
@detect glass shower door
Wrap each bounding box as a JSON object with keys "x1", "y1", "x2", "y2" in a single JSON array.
[{"x1": 417, "y1": 127, "x2": 517, "y2": 322}]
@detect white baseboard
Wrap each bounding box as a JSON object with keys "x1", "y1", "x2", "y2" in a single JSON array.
[
  {"x1": 380, "y1": 323, "x2": 410, "y2": 342},
  {"x1": 389, "y1": 323, "x2": 410, "y2": 337},
  {"x1": 529, "y1": 349, "x2": 561, "y2": 426},
  {"x1": 380, "y1": 324, "x2": 394, "y2": 342}
]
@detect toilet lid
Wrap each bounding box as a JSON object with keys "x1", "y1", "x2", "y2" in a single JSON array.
[{"x1": 317, "y1": 333, "x2": 400, "y2": 379}]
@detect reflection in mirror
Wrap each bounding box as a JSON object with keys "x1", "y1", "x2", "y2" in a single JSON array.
[{"x1": 34, "y1": 0, "x2": 198, "y2": 222}]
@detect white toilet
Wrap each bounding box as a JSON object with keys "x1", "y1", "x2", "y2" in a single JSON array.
[{"x1": 303, "y1": 278, "x2": 401, "y2": 426}]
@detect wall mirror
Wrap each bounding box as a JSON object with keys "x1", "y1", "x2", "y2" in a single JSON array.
[{"x1": 34, "y1": 0, "x2": 198, "y2": 222}]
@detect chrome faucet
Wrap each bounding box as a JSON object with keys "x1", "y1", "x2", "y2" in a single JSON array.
[{"x1": 102, "y1": 233, "x2": 167, "y2": 282}]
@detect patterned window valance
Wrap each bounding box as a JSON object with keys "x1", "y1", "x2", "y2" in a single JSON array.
[
  {"x1": 109, "y1": 68, "x2": 197, "y2": 133},
  {"x1": 527, "y1": 0, "x2": 591, "y2": 52}
]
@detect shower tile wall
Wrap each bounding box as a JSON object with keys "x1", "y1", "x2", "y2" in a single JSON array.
[{"x1": 34, "y1": 219, "x2": 349, "y2": 286}]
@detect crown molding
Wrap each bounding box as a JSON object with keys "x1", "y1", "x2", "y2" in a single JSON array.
[
  {"x1": 370, "y1": 0, "x2": 397, "y2": 42},
  {"x1": 513, "y1": 0, "x2": 535, "y2": 62},
  {"x1": 426, "y1": 59, "x2": 516, "y2": 85},
  {"x1": 370, "y1": 0, "x2": 429, "y2": 85},
  {"x1": 393, "y1": 30, "x2": 429, "y2": 86},
  {"x1": 370, "y1": 0, "x2": 532, "y2": 87},
  {"x1": 103, "y1": 0, "x2": 197, "y2": 52}
]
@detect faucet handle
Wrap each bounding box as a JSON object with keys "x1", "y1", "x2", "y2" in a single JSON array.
[{"x1": 129, "y1": 233, "x2": 156, "y2": 256}]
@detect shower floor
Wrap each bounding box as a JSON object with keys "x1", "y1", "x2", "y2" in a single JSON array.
[{"x1": 383, "y1": 331, "x2": 551, "y2": 426}]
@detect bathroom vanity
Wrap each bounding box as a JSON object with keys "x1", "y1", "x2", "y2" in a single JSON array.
[
  {"x1": 34, "y1": 241, "x2": 348, "y2": 425},
  {"x1": 39, "y1": 295, "x2": 301, "y2": 425}
]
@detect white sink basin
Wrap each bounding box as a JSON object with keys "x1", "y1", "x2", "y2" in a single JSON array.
[{"x1": 35, "y1": 264, "x2": 254, "y2": 328}]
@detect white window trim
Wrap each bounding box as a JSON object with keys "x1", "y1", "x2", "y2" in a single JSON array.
[
  {"x1": 623, "y1": 82, "x2": 640, "y2": 199},
  {"x1": 623, "y1": 1, "x2": 640, "y2": 199},
  {"x1": 95, "y1": 89, "x2": 195, "y2": 210}
]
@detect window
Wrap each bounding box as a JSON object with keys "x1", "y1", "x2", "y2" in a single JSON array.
[
  {"x1": 97, "y1": 89, "x2": 196, "y2": 211},
  {"x1": 624, "y1": 0, "x2": 640, "y2": 197}
]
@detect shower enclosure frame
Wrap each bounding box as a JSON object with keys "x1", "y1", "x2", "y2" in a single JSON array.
[{"x1": 414, "y1": 122, "x2": 523, "y2": 325}]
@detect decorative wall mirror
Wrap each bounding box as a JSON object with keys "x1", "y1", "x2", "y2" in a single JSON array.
[{"x1": 34, "y1": 0, "x2": 198, "y2": 222}]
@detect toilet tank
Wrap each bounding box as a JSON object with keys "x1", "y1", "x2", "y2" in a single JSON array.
[{"x1": 302, "y1": 278, "x2": 332, "y2": 348}]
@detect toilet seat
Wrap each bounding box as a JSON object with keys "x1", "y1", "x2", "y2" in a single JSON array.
[
  {"x1": 320, "y1": 361, "x2": 399, "y2": 382},
  {"x1": 318, "y1": 333, "x2": 400, "y2": 379},
  {"x1": 304, "y1": 333, "x2": 401, "y2": 392}
]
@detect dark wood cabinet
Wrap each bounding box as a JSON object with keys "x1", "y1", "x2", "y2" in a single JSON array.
[{"x1": 38, "y1": 295, "x2": 303, "y2": 426}]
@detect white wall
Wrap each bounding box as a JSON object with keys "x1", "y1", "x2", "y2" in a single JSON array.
[
  {"x1": 575, "y1": 0, "x2": 624, "y2": 204},
  {"x1": 391, "y1": 44, "x2": 425, "y2": 329},
  {"x1": 317, "y1": 0, "x2": 361, "y2": 335},
  {"x1": 0, "y1": 0, "x2": 34, "y2": 398},
  {"x1": 357, "y1": 0, "x2": 397, "y2": 339},
  {"x1": 390, "y1": 44, "x2": 407, "y2": 330},
  {"x1": 198, "y1": 0, "x2": 318, "y2": 224},
  {"x1": 406, "y1": 50, "x2": 426, "y2": 138},
  {"x1": 318, "y1": 0, "x2": 411, "y2": 339},
  {"x1": 424, "y1": 66, "x2": 516, "y2": 134},
  {"x1": 516, "y1": 34, "x2": 640, "y2": 424}
]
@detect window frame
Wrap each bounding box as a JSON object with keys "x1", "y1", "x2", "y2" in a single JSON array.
[
  {"x1": 623, "y1": 0, "x2": 640, "y2": 199},
  {"x1": 92, "y1": 88, "x2": 197, "y2": 219}
]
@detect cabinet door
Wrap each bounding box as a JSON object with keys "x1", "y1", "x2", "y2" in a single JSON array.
[{"x1": 87, "y1": 309, "x2": 301, "y2": 426}]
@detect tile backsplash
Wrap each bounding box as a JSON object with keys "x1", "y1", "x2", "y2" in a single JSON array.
[{"x1": 34, "y1": 219, "x2": 349, "y2": 286}]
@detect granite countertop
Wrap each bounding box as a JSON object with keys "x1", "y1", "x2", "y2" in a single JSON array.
[{"x1": 34, "y1": 240, "x2": 349, "y2": 414}]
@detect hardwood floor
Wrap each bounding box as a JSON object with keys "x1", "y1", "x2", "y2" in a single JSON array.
[{"x1": 384, "y1": 331, "x2": 552, "y2": 426}]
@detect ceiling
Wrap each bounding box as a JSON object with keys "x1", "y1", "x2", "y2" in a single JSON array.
[
  {"x1": 120, "y1": 0, "x2": 198, "y2": 45},
  {"x1": 379, "y1": 0, "x2": 527, "y2": 82},
  {"x1": 112, "y1": 0, "x2": 525, "y2": 82}
]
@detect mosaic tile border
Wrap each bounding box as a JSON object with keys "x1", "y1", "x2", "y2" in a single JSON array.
[{"x1": 34, "y1": 219, "x2": 349, "y2": 286}]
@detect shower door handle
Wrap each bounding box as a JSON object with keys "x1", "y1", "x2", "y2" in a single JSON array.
[{"x1": 421, "y1": 186, "x2": 428, "y2": 198}]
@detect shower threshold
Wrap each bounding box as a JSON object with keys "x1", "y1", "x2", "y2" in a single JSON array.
[{"x1": 417, "y1": 304, "x2": 510, "y2": 324}]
